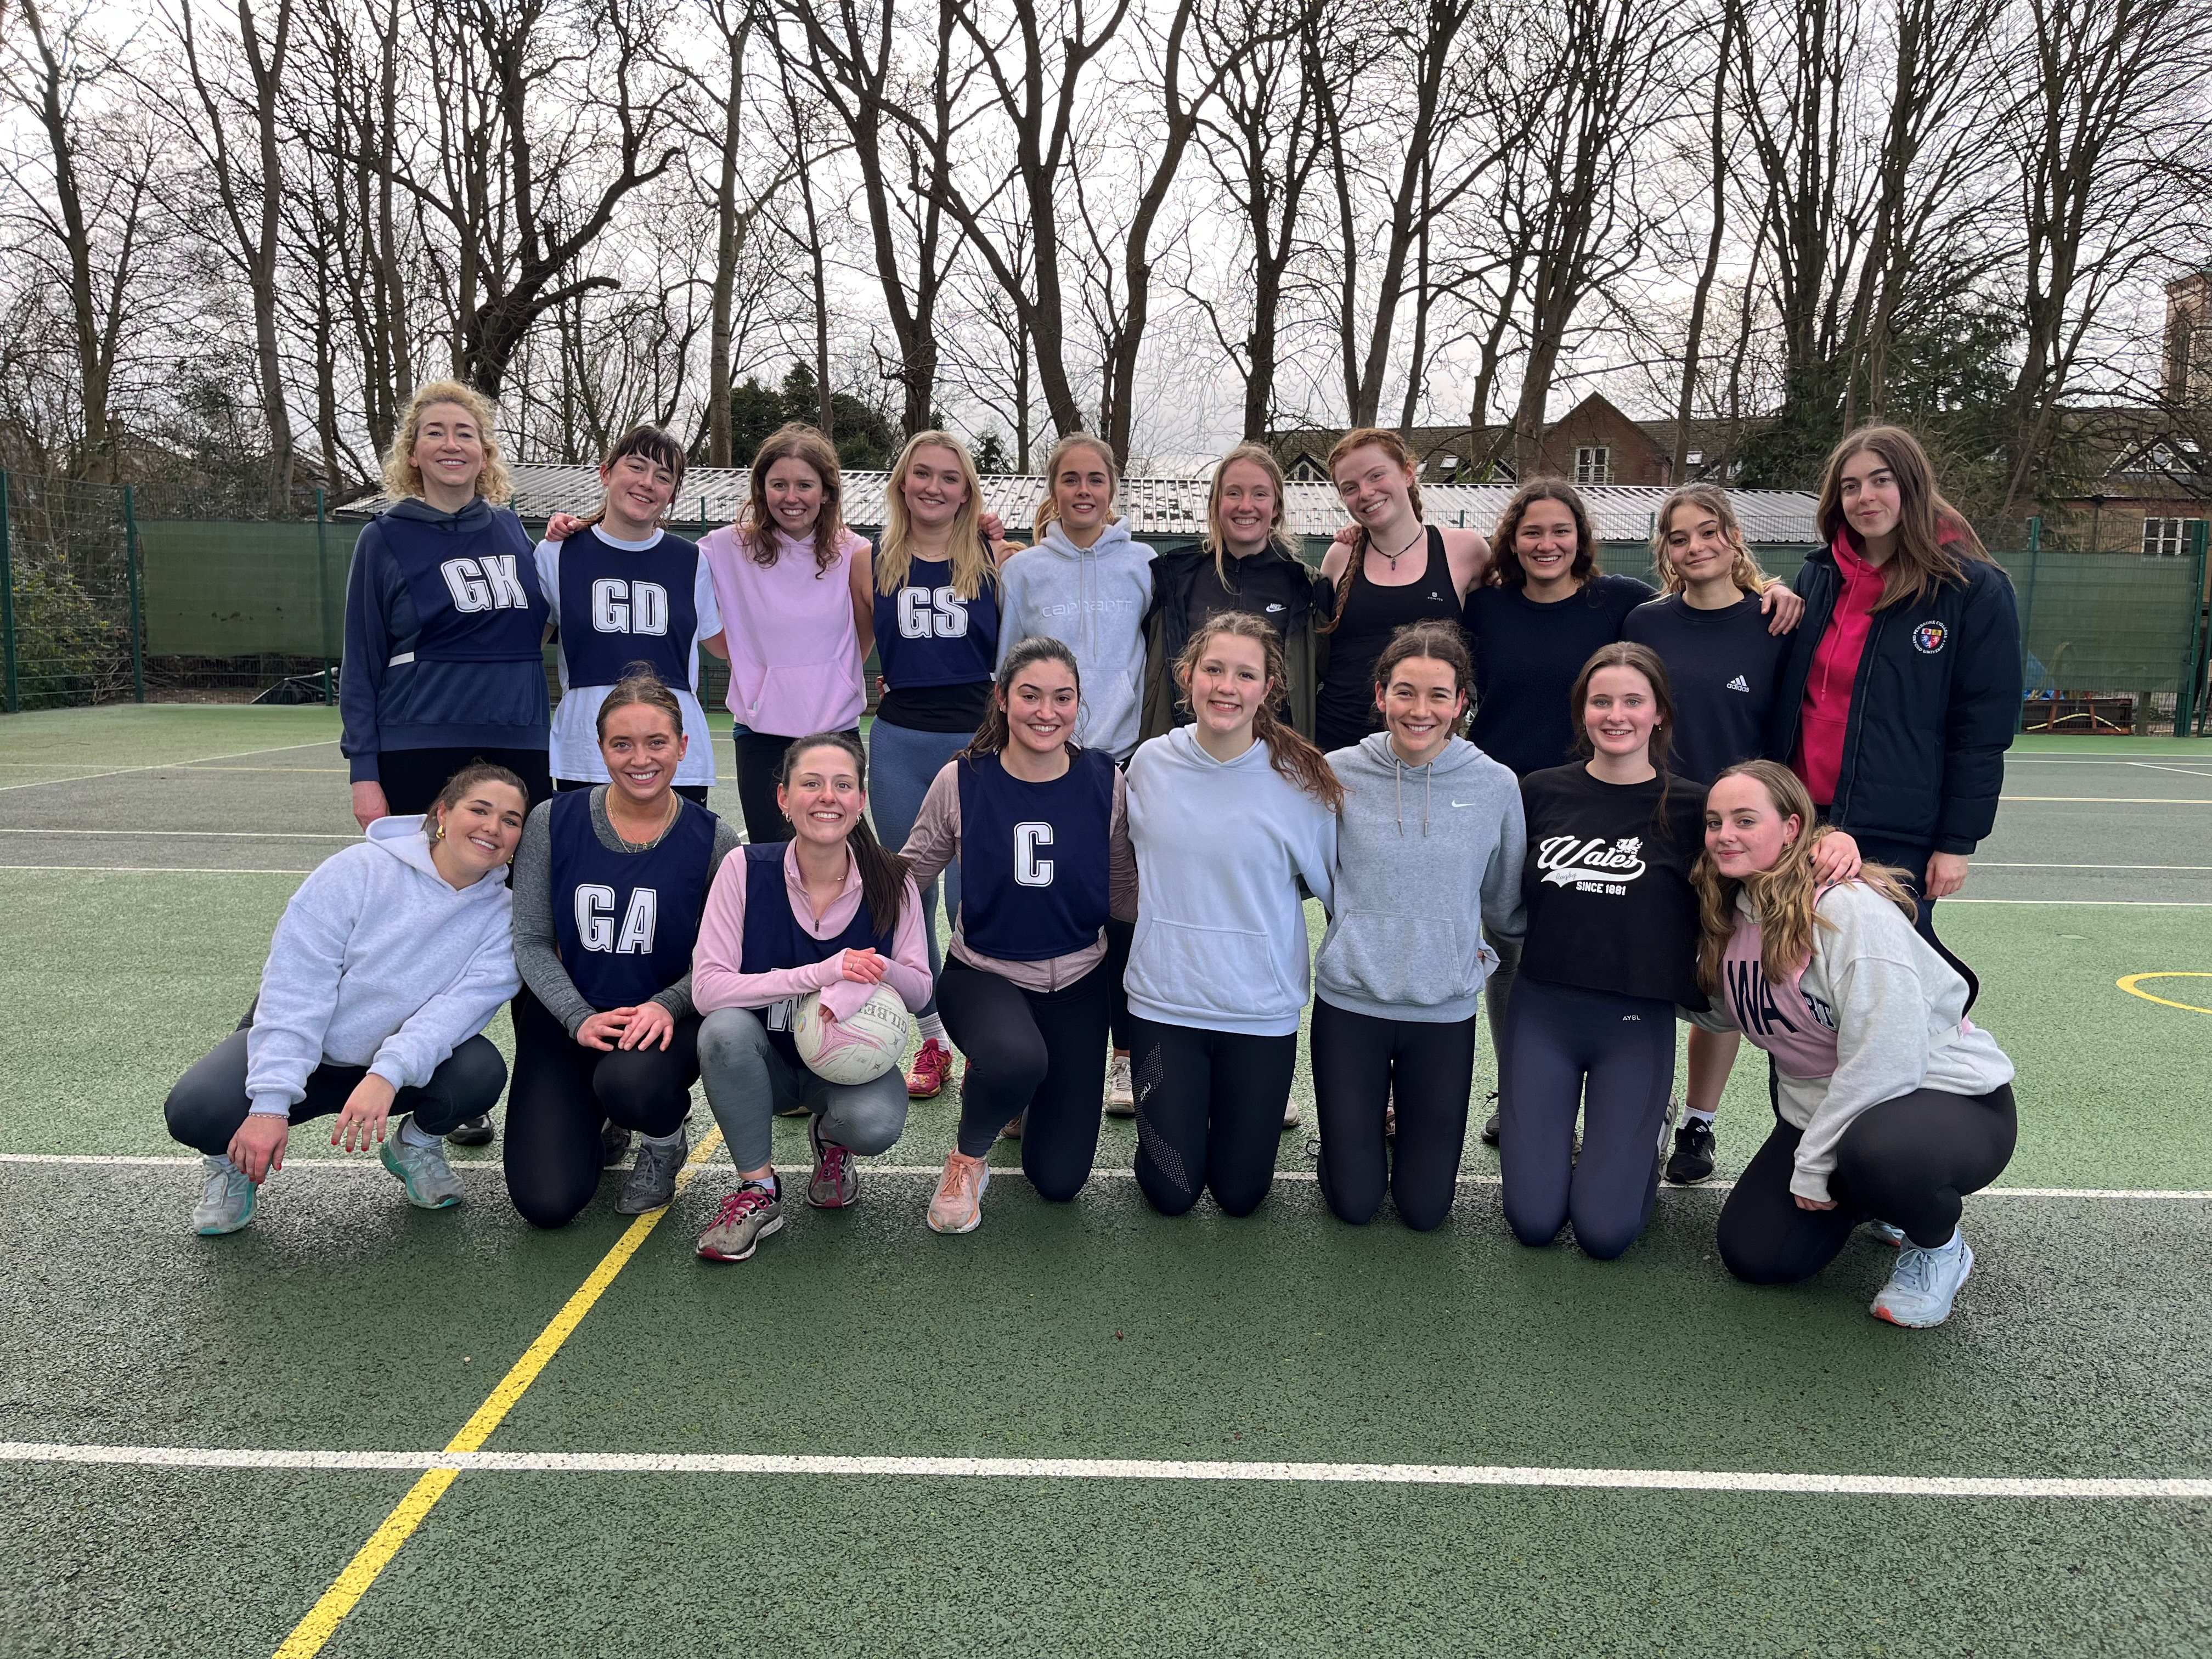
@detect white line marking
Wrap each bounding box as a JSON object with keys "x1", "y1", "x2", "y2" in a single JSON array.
[
  {"x1": 0, "y1": 865, "x2": 309, "y2": 876},
  {"x1": 2126, "y1": 761, "x2": 2212, "y2": 781},
  {"x1": 1999, "y1": 796, "x2": 2212, "y2": 805},
  {"x1": 0, "y1": 740, "x2": 339, "y2": 794},
  {"x1": 0, "y1": 1441, "x2": 2203, "y2": 1499},
  {"x1": 2, "y1": 1152, "x2": 2203, "y2": 1200},
  {"x1": 0, "y1": 828, "x2": 352, "y2": 841},
  {"x1": 1944, "y1": 898, "x2": 2212, "y2": 907},
  {"x1": 1974, "y1": 862, "x2": 2212, "y2": 871},
  {"x1": 2007, "y1": 755, "x2": 2212, "y2": 765}
]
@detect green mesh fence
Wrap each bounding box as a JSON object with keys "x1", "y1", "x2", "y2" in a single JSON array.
[{"x1": 3, "y1": 477, "x2": 2205, "y2": 729}]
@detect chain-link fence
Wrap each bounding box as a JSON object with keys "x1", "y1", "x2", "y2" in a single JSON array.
[{"x1": 1, "y1": 471, "x2": 2205, "y2": 731}]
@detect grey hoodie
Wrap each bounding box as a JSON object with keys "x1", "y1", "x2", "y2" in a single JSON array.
[
  {"x1": 245, "y1": 816, "x2": 519, "y2": 1116},
  {"x1": 1314, "y1": 732, "x2": 1526, "y2": 1023},
  {"x1": 997, "y1": 520, "x2": 1154, "y2": 761}
]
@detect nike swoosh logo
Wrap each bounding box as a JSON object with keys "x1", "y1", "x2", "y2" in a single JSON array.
[{"x1": 1449, "y1": 800, "x2": 1481, "y2": 808}]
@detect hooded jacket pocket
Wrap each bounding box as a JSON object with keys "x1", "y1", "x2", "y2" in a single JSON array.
[
  {"x1": 1316, "y1": 908, "x2": 1480, "y2": 1009},
  {"x1": 1126, "y1": 916, "x2": 1294, "y2": 1023}
]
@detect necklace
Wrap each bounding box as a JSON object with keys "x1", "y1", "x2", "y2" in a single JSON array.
[
  {"x1": 1375, "y1": 527, "x2": 1425, "y2": 571},
  {"x1": 607, "y1": 788, "x2": 680, "y2": 852}
]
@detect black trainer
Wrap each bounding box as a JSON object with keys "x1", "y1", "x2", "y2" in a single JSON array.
[
  {"x1": 600, "y1": 1119, "x2": 634, "y2": 1169},
  {"x1": 1665, "y1": 1117, "x2": 1717, "y2": 1185},
  {"x1": 445, "y1": 1114, "x2": 494, "y2": 1148},
  {"x1": 1479, "y1": 1092, "x2": 1501, "y2": 1147}
]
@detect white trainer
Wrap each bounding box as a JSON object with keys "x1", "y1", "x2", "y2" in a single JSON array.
[
  {"x1": 1871, "y1": 1231, "x2": 1974, "y2": 1328},
  {"x1": 1104, "y1": 1052, "x2": 1135, "y2": 1116},
  {"x1": 192, "y1": 1155, "x2": 257, "y2": 1236}
]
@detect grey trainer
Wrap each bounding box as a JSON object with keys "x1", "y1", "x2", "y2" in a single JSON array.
[
  {"x1": 696, "y1": 1182, "x2": 784, "y2": 1262},
  {"x1": 379, "y1": 1121, "x2": 463, "y2": 1210},
  {"x1": 617, "y1": 1130, "x2": 687, "y2": 1215},
  {"x1": 192, "y1": 1155, "x2": 257, "y2": 1236}
]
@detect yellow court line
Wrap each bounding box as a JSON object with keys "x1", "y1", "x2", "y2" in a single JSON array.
[
  {"x1": 2117, "y1": 972, "x2": 2212, "y2": 1017},
  {"x1": 272, "y1": 1126, "x2": 726, "y2": 1658},
  {"x1": 2001, "y1": 795, "x2": 2212, "y2": 804}
]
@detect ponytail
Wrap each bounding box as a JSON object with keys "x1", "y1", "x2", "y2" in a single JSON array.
[
  {"x1": 1175, "y1": 613, "x2": 1345, "y2": 810},
  {"x1": 777, "y1": 732, "x2": 910, "y2": 935}
]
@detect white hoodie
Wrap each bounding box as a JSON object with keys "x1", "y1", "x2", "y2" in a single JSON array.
[
  {"x1": 997, "y1": 520, "x2": 1154, "y2": 761},
  {"x1": 244, "y1": 816, "x2": 519, "y2": 1116}
]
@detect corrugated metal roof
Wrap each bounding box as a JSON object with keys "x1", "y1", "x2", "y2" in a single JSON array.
[{"x1": 345, "y1": 464, "x2": 1821, "y2": 546}]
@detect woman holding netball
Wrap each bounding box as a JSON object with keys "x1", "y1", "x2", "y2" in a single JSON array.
[
  {"x1": 1125, "y1": 612, "x2": 1340, "y2": 1219},
  {"x1": 165, "y1": 764, "x2": 527, "y2": 1233},
  {"x1": 690, "y1": 733, "x2": 930, "y2": 1262},
  {"x1": 1769, "y1": 425, "x2": 2021, "y2": 937},
  {"x1": 504, "y1": 667, "x2": 741, "y2": 1228},
  {"x1": 342, "y1": 379, "x2": 552, "y2": 1147},
  {"x1": 1695, "y1": 761, "x2": 2016, "y2": 1328},
  {"x1": 1313, "y1": 620, "x2": 1524, "y2": 1231},
  {"x1": 901, "y1": 637, "x2": 1138, "y2": 1233}
]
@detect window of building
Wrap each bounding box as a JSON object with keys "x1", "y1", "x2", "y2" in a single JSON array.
[
  {"x1": 1575, "y1": 446, "x2": 1611, "y2": 485},
  {"x1": 2142, "y1": 517, "x2": 2203, "y2": 557}
]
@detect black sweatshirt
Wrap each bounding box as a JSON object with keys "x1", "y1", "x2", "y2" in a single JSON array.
[
  {"x1": 1622, "y1": 594, "x2": 1790, "y2": 786},
  {"x1": 1464, "y1": 574, "x2": 1657, "y2": 777},
  {"x1": 1517, "y1": 763, "x2": 1708, "y2": 1010}
]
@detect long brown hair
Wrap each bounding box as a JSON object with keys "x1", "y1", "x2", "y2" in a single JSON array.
[
  {"x1": 877, "y1": 430, "x2": 995, "y2": 600},
  {"x1": 962, "y1": 635, "x2": 1081, "y2": 763},
  {"x1": 1319, "y1": 427, "x2": 1425, "y2": 634},
  {"x1": 1650, "y1": 484, "x2": 1773, "y2": 597},
  {"x1": 580, "y1": 424, "x2": 687, "y2": 532},
  {"x1": 1487, "y1": 478, "x2": 1597, "y2": 590},
  {"x1": 1032, "y1": 432, "x2": 1121, "y2": 543},
  {"x1": 1371, "y1": 619, "x2": 1475, "y2": 738},
  {"x1": 777, "y1": 732, "x2": 910, "y2": 935},
  {"x1": 1204, "y1": 443, "x2": 1298, "y2": 586},
  {"x1": 741, "y1": 422, "x2": 848, "y2": 576},
  {"x1": 1568, "y1": 641, "x2": 1678, "y2": 830},
  {"x1": 1175, "y1": 612, "x2": 1345, "y2": 810},
  {"x1": 1692, "y1": 759, "x2": 1919, "y2": 996},
  {"x1": 1815, "y1": 424, "x2": 1993, "y2": 608}
]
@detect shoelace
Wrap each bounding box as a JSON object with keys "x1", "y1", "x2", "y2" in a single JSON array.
[
  {"x1": 818, "y1": 1141, "x2": 852, "y2": 1187},
  {"x1": 1891, "y1": 1244, "x2": 1939, "y2": 1294},
  {"x1": 714, "y1": 1187, "x2": 771, "y2": 1226}
]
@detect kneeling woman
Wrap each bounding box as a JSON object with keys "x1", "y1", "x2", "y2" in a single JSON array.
[
  {"x1": 901, "y1": 636, "x2": 1138, "y2": 1233},
  {"x1": 690, "y1": 733, "x2": 930, "y2": 1261},
  {"x1": 1125, "y1": 613, "x2": 1340, "y2": 1218},
  {"x1": 1698, "y1": 761, "x2": 2015, "y2": 1327},
  {"x1": 506, "y1": 667, "x2": 742, "y2": 1227},
  {"x1": 1313, "y1": 621, "x2": 1524, "y2": 1231},
  {"x1": 165, "y1": 764, "x2": 526, "y2": 1233}
]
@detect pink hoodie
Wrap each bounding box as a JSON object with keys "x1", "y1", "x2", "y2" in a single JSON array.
[
  {"x1": 692, "y1": 841, "x2": 930, "y2": 1022},
  {"x1": 699, "y1": 523, "x2": 868, "y2": 737}
]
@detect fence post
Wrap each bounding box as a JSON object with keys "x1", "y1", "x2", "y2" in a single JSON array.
[
  {"x1": 123, "y1": 485, "x2": 145, "y2": 703},
  {"x1": 2180, "y1": 518, "x2": 2209, "y2": 739},
  {"x1": 0, "y1": 471, "x2": 16, "y2": 714},
  {"x1": 2018, "y1": 518, "x2": 2041, "y2": 699},
  {"x1": 315, "y1": 488, "x2": 335, "y2": 704}
]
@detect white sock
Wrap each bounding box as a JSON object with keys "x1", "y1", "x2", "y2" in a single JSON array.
[
  {"x1": 398, "y1": 1116, "x2": 439, "y2": 1149},
  {"x1": 918, "y1": 1013, "x2": 949, "y2": 1046},
  {"x1": 208, "y1": 1153, "x2": 241, "y2": 1173},
  {"x1": 1685, "y1": 1108, "x2": 1716, "y2": 1125},
  {"x1": 640, "y1": 1128, "x2": 685, "y2": 1149}
]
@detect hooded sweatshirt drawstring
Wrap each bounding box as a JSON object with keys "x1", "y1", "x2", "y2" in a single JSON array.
[{"x1": 1389, "y1": 753, "x2": 1434, "y2": 837}]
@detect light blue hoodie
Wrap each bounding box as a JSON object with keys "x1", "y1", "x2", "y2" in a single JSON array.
[
  {"x1": 1124, "y1": 725, "x2": 1338, "y2": 1037},
  {"x1": 244, "y1": 816, "x2": 520, "y2": 1116},
  {"x1": 997, "y1": 519, "x2": 1154, "y2": 761}
]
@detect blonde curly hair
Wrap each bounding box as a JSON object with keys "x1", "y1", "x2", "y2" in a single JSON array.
[{"x1": 381, "y1": 380, "x2": 514, "y2": 505}]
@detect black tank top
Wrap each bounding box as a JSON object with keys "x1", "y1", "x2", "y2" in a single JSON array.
[{"x1": 1315, "y1": 526, "x2": 1458, "y2": 752}]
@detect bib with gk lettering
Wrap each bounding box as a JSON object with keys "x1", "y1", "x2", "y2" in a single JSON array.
[
  {"x1": 547, "y1": 788, "x2": 719, "y2": 1011},
  {"x1": 956, "y1": 747, "x2": 1114, "y2": 962},
  {"x1": 382, "y1": 509, "x2": 548, "y2": 663}
]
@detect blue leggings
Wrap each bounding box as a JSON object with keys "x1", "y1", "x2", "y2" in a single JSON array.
[
  {"x1": 865, "y1": 719, "x2": 973, "y2": 1019},
  {"x1": 1499, "y1": 975, "x2": 1676, "y2": 1260}
]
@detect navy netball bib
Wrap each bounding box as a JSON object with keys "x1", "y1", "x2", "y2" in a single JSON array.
[
  {"x1": 383, "y1": 508, "x2": 547, "y2": 662},
  {"x1": 557, "y1": 529, "x2": 702, "y2": 689},
  {"x1": 548, "y1": 789, "x2": 718, "y2": 1011},
  {"x1": 956, "y1": 748, "x2": 1114, "y2": 962},
  {"x1": 736, "y1": 842, "x2": 895, "y2": 1067},
  {"x1": 872, "y1": 554, "x2": 1000, "y2": 690}
]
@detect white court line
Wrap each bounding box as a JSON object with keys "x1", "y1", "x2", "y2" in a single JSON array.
[
  {"x1": 0, "y1": 828, "x2": 352, "y2": 840},
  {"x1": 1945, "y1": 898, "x2": 2212, "y2": 907},
  {"x1": 1999, "y1": 795, "x2": 2212, "y2": 805},
  {"x1": 0, "y1": 1440, "x2": 2203, "y2": 1499},
  {"x1": 1974, "y1": 862, "x2": 2212, "y2": 871},
  {"x1": 3, "y1": 1152, "x2": 2204, "y2": 1201},
  {"x1": 0, "y1": 865, "x2": 309, "y2": 876},
  {"x1": 2128, "y1": 761, "x2": 2212, "y2": 781},
  {"x1": 0, "y1": 740, "x2": 340, "y2": 794}
]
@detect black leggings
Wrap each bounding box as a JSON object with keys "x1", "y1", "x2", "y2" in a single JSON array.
[
  {"x1": 378, "y1": 744, "x2": 552, "y2": 814},
  {"x1": 163, "y1": 1022, "x2": 506, "y2": 1153},
  {"x1": 1499, "y1": 975, "x2": 1675, "y2": 1260},
  {"x1": 732, "y1": 728, "x2": 860, "y2": 845},
  {"x1": 1128, "y1": 1017, "x2": 1296, "y2": 1218},
  {"x1": 937, "y1": 957, "x2": 1113, "y2": 1197},
  {"x1": 1719, "y1": 1083, "x2": 2017, "y2": 1282},
  {"x1": 555, "y1": 776, "x2": 710, "y2": 805},
  {"x1": 1310, "y1": 1000, "x2": 1479, "y2": 1231},
  {"x1": 503, "y1": 984, "x2": 701, "y2": 1228}
]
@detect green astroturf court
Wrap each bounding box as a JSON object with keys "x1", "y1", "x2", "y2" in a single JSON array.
[{"x1": 2, "y1": 704, "x2": 2209, "y2": 1658}]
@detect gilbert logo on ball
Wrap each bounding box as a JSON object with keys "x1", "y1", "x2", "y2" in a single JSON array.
[{"x1": 792, "y1": 983, "x2": 912, "y2": 1086}]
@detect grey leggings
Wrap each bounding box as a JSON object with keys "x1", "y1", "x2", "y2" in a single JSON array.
[
  {"x1": 1482, "y1": 932, "x2": 1523, "y2": 1103},
  {"x1": 697, "y1": 1006, "x2": 911, "y2": 1171}
]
